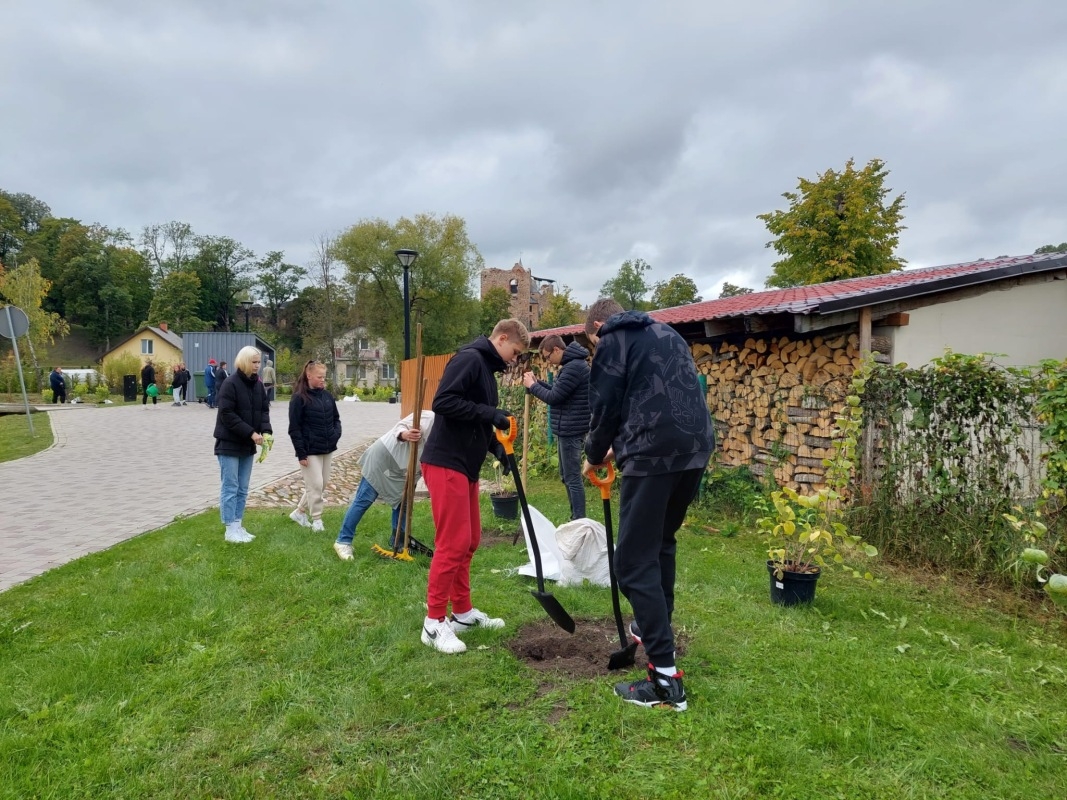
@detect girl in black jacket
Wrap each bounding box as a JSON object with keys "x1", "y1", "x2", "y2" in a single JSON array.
[
  {"x1": 214, "y1": 347, "x2": 272, "y2": 543},
  {"x1": 287, "y1": 359, "x2": 341, "y2": 532}
]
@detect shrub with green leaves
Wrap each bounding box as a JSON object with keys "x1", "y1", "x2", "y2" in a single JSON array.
[{"x1": 856, "y1": 351, "x2": 1051, "y2": 579}]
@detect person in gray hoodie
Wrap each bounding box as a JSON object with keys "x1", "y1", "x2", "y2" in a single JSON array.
[
  {"x1": 583, "y1": 297, "x2": 715, "y2": 712},
  {"x1": 523, "y1": 334, "x2": 591, "y2": 520}
]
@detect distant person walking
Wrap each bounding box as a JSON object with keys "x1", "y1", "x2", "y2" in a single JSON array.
[
  {"x1": 214, "y1": 361, "x2": 229, "y2": 389},
  {"x1": 287, "y1": 360, "x2": 341, "y2": 533},
  {"x1": 172, "y1": 363, "x2": 191, "y2": 406},
  {"x1": 260, "y1": 358, "x2": 277, "y2": 403},
  {"x1": 205, "y1": 358, "x2": 218, "y2": 408},
  {"x1": 213, "y1": 346, "x2": 272, "y2": 543},
  {"x1": 141, "y1": 360, "x2": 157, "y2": 406},
  {"x1": 49, "y1": 367, "x2": 67, "y2": 404}
]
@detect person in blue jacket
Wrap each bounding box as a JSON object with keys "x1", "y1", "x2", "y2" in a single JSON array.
[
  {"x1": 49, "y1": 367, "x2": 67, "y2": 404},
  {"x1": 205, "y1": 358, "x2": 217, "y2": 408},
  {"x1": 522, "y1": 334, "x2": 591, "y2": 520}
]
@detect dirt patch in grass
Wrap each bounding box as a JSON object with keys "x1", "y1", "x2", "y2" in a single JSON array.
[
  {"x1": 479, "y1": 521, "x2": 521, "y2": 547},
  {"x1": 507, "y1": 617, "x2": 688, "y2": 680}
]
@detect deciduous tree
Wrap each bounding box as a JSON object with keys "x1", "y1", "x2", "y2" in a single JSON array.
[
  {"x1": 759, "y1": 157, "x2": 906, "y2": 288},
  {"x1": 719, "y1": 282, "x2": 754, "y2": 298},
  {"x1": 1034, "y1": 243, "x2": 1067, "y2": 254},
  {"x1": 334, "y1": 213, "x2": 482, "y2": 359},
  {"x1": 536, "y1": 286, "x2": 585, "y2": 329},
  {"x1": 651, "y1": 274, "x2": 701, "y2": 308},
  {"x1": 140, "y1": 221, "x2": 195, "y2": 284},
  {"x1": 147, "y1": 271, "x2": 208, "y2": 333},
  {"x1": 600, "y1": 258, "x2": 651, "y2": 310},
  {"x1": 480, "y1": 286, "x2": 513, "y2": 335},
  {"x1": 0, "y1": 258, "x2": 70, "y2": 379},
  {"x1": 191, "y1": 235, "x2": 255, "y2": 330},
  {"x1": 0, "y1": 191, "x2": 51, "y2": 235},
  {"x1": 256, "y1": 250, "x2": 306, "y2": 326}
]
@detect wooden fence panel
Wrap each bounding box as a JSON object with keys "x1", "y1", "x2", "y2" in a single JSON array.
[{"x1": 400, "y1": 353, "x2": 453, "y2": 419}]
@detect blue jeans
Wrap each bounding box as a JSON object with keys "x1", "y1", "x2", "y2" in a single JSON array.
[
  {"x1": 337, "y1": 477, "x2": 403, "y2": 546},
  {"x1": 558, "y1": 435, "x2": 586, "y2": 520},
  {"x1": 218, "y1": 454, "x2": 254, "y2": 524}
]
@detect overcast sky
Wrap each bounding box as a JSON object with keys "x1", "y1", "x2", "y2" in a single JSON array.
[{"x1": 3, "y1": 1, "x2": 1066, "y2": 306}]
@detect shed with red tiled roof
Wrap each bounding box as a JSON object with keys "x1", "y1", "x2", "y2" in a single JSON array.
[{"x1": 533, "y1": 252, "x2": 1067, "y2": 368}]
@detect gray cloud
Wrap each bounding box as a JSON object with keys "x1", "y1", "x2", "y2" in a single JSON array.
[{"x1": 2, "y1": 1, "x2": 1066, "y2": 306}]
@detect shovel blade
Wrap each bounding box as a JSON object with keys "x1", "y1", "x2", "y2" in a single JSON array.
[
  {"x1": 532, "y1": 590, "x2": 576, "y2": 633},
  {"x1": 607, "y1": 642, "x2": 638, "y2": 671}
]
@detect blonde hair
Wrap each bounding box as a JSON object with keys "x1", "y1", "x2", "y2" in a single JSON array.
[
  {"x1": 491, "y1": 318, "x2": 531, "y2": 349},
  {"x1": 234, "y1": 346, "x2": 262, "y2": 375}
]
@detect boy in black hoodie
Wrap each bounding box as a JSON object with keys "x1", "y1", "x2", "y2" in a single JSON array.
[
  {"x1": 419, "y1": 318, "x2": 530, "y2": 654},
  {"x1": 583, "y1": 298, "x2": 715, "y2": 711}
]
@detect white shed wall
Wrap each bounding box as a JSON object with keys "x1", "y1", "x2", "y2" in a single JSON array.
[{"x1": 890, "y1": 279, "x2": 1067, "y2": 367}]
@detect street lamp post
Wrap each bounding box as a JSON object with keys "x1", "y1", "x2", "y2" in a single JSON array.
[
  {"x1": 240, "y1": 299, "x2": 253, "y2": 333},
  {"x1": 394, "y1": 249, "x2": 419, "y2": 361}
]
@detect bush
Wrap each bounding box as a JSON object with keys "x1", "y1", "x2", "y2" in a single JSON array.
[{"x1": 104, "y1": 353, "x2": 142, "y2": 392}]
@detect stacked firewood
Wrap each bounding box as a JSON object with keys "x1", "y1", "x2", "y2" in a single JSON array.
[{"x1": 694, "y1": 333, "x2": 868, "y2": 490}]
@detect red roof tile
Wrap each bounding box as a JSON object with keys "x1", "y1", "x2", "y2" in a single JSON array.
[{"x1": 530, "y1": 252, "x2": 1067, "y2": 339}]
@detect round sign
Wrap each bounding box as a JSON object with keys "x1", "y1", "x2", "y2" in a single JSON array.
[{"x1": 0, "y1": 305, "x2": 30, "y2": 339}]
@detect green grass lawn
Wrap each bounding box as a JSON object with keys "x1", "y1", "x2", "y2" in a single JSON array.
[
  {"x1": 1, "y1": 480, "x2": 1065, "y2": 799},
  {"x1": 0, "y1": 412, "x2": 53, "y2": 462}
]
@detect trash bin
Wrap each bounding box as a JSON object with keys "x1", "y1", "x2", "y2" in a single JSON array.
[{"x1": 123, "y1": 375, "x2": 137, "y2": 402}]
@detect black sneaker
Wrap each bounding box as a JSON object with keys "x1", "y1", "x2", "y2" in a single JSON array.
[
  {"x1": 614, "y1": 665, "x2": 687, "y2": 712},
  {"x1": 629, "y1": 620, "x2": 643, "y2": 646}
]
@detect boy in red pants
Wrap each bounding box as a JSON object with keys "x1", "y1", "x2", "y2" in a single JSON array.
[{"x1": 419, "y1": 319, "x2": 530, "y2": 654}]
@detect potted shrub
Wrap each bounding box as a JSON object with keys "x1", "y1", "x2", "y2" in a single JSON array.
[
  {"x1": 756, "y1": 362, "x2": 878, "y2": 605},
  {"x1": 489, "y1": 459, "x2": 519, "y2": 519}
]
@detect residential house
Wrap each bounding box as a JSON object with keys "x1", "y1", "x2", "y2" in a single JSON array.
[
  {"x1": 100, "y1": 323, "x2": 183, "y2": 373},
  {"x1": 334, "y1": 328, "x2": 397, "y2": 389}
]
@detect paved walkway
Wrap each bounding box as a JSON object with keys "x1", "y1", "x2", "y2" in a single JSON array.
[{"x1": 0, "y1": 400, "x2": 401, "y2": 592}]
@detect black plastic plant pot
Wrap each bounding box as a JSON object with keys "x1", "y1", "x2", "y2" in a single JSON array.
[
  {"x1": 490, "y1": 492, "x2": 519, "y2": 520},
  {"x1": 767, "y1": 561, "x2": 820, "y2": 606}
]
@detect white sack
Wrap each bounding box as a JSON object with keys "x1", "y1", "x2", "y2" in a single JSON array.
[
  {"x1": 516, "y1": 504, "x2": 564, "y2": 582},
  {"x1": 555, "y1": 518, "x2": 610, "y2": 588}
]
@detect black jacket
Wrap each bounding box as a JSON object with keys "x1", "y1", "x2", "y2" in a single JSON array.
[
  {"x1": 172, "y1": 368, "x2": 190, "y2": 389},
  {"x1": 288, "y1": 388, "x2": 341, "y2": 460},
  {"x1": 213, "y1": 370, "x2": 273, "y2": 457},
  {"x1": 141, "y1": 364, "x2": 155, "y2": 386},
  {"x1": 421, "y1": 335, "x2": 506, "y2": 482},
  {"x1": 49, "y1": 370, "x2": 66, "y2": 392},
  {"x1": 586, "y1": 311, "x2": 715, "y2": 477},
  {"x1": 526, "y1": 341, "x2": 591, "y2": 438}
]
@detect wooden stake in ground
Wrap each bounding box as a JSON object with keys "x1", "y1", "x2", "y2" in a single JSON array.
[
  {"x1": 521, "y1": 390, "x2": 530, "y2": 489},
  {"x1": 389, "y1": 324, "x2": 425, "y2": 561}
]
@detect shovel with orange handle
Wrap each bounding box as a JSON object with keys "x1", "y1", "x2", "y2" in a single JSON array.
[
  {"x1": 496, "y1": 417, "x2": 575, "y2": 634},
  {"x1": 585, "y1": 462, "x2": 638, "y2": 670}
]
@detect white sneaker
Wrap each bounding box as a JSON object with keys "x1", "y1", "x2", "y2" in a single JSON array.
[
  {"x1": 311, "y1": 519, "x2": 325, "y2": 533},
  {"x1": 333, "y1": 542, "x2": 353, "y2": 561},
  {"x1": 224, "y1": 529, "x2": 253, "y2": 543},
  {"x1": 421, "y1": 618, "x2": 467, "y2": 654},
  {"x1": 289, "y1": 509, "x2": 311, "y2": 528},
  {"x1": 449, "y1": 608, "x2": 505, "y2": 634}
]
